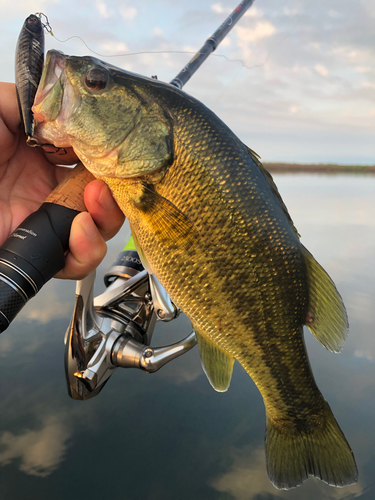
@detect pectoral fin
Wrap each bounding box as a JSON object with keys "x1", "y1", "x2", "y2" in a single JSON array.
[
  {"x1": 132, "y1": 182, "x2": 199, "y2": 250},
  {"x1": 193, "y1": 323, "x2": 235, "y2": 392},
  {"x1": 302, "y1": 245, "x2": 348, "y2": 353}
]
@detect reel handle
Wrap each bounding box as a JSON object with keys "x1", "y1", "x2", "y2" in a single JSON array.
[{"x1": 0, "y1": 163, "x2": 94, "y2": 332}]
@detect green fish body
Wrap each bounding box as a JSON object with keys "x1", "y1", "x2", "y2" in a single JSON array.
[{"x1": 33, "y1": 50, "x2": 357, "y2": 489}]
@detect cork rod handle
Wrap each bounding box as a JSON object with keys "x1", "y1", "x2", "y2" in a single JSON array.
[{"x1": 45, "y1": 162, "x2": 95, "y2": 212}]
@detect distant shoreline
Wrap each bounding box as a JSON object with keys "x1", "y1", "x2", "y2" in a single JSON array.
[{"x1": 264, "y1": 162, "x2": 375, "y2": 174}]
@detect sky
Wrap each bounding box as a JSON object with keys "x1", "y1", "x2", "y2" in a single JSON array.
[{"x1": 1, "y1": 0, "x2": 374, "y2": 164}]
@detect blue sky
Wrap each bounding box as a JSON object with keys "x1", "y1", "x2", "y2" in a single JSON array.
[{"x1": 2, "y1": 0, "x2": 374, "y2": 164}]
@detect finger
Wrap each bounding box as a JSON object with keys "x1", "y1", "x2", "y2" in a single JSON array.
[
  {"x1": 55, "y1": 212, "x2": 107, "y2": 280},
  {"x1": 84, "y1": 180, "x2": 125, "y2": 241},
  {"x1": 0, "y1": 118, "x2": 18, "y2": 165},
  {"x1": 0, "y1": 83, "x2": 20, "y2": 164},
  {"x1": 0, "y1": 83, "x2": 20, "y2": 133}
]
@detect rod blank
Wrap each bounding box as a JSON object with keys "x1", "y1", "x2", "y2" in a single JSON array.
[{"x1": 170, "y1": 0, "x2": 255, "y2": 89}]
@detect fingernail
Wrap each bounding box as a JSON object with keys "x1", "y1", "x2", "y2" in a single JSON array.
[
  {"x1": 79, "y1": 212, "x2": 99, "y2": 239},
  {"x1": 98, "y1": 183, "x2": 117, "y2": 211}
]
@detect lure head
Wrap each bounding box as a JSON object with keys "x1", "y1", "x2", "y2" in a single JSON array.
[
  {"x1": 25, "y1": 14, "x2": 44, "y2": 33},
  {"x1": 33, "y1": 50, "x2": 173, "y2": 178}
]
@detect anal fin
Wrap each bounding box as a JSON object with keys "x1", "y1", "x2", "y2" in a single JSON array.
[{"x1": 194, "y1": 323, "x2": 235, "y2": 392}]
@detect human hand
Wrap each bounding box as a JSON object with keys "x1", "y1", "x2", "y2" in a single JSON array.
[{"x1": 0, "y1": 82, "x2": 125, "y2": 280}]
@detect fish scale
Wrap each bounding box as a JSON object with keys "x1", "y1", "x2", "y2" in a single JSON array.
[
  {"x1": 103, "y1": 94, "x2": 317, "y2": 412},
  {"x1": 32, "y1": 50, "x2": 357, "y2": 489}
]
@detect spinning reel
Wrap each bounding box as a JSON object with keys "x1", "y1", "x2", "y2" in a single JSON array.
[{"x1": 65, "y1": 241, "x2": 197, "y2": 400}]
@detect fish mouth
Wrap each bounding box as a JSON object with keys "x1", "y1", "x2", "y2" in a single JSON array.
[{"x1": 32, "y1": 50, "x2": 66, "y2": 123}]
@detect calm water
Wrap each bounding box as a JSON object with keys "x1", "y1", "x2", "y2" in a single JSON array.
[{"x1": 0, "y1": 174, "x2": 374, "y2": 500}]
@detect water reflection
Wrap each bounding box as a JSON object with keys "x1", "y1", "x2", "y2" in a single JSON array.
[
  {"x1": 211, "y1": 447, "x2": 364, "y2": 500},
  {"x1": 0, "y1": 174, "x2": 374, "y2": 499},
  {"x1": 0, "y1": 415, "x2": 71, "y2": 477}
]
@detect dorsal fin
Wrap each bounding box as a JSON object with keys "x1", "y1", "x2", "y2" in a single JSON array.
[{"x1": 246, "y1": 146, "x2": 300, "y2": 238}]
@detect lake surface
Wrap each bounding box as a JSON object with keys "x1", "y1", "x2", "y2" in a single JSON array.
[{"x1": 0, "y1": 173, "x2": 374, "y2": 500}]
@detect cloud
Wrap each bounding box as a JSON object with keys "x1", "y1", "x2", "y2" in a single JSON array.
[
  {"x1": 18, "y1": 286, "x2": 73, "y2": 325},
  {"x1": 314, "y1": 64, "x2": 329, "y2": 76},
  {"x1": 150, "y1": 315, "x2": 203, "y2": 385},
  {"x1": 353, "y1": 349, "x2": 373, "y2": 362},
  {"x1": 120, "y1": 6, "x2": 137, "y2": 21},
  {"x1": 0, "y1": 326, "x2": 48, "y2": 357},
  {"x1": 211, "y1": 3, "x2": 229, "y2": 15},
  {"x1": 162, "y1": 356, "x2": 203, "y2": 385},
  {"x1": 244, "y1": 6, "x2": 264, "y2": 18},
  {"x1": 0, "y1": 0, "x2": 59, "y2": 13},
  {"x1": 328, "y1": 9, "x2": 341, "y2": 18},
  {"x1": 233, "y1": 21, "x2": 276, "y2": 62},
  {"x1": 220, "y1": 36, "x2": 231, "y2": 47},
  {"x1": 361, "y1": 81, "x2": 375, "y2": 89},
  {"x1": 0, "y1": 416, "x2": 72, "y2": 477},
  {"x1": 211, "y1": 447, "x2": 275, "y2": 499},
  {"x1": 235, "y1": 21, "x2": 276, "y2": 44},
  {"x1": 283, "y1": 6, "x2": 303, "y2": 16},
  {"x1": 356, "y1": 66, "x2": 373, "y2": 74},
  {"x1": 100, "y1": 41, "x2": 129, "y2": 55},
  {"x1": 153, "y1": 27, "x2": 164, "y2": 37},
  {"x1": 97, "y1": 0, "x2": 113, "y2": 19},
  {"x1": 0, "y1": 335, "x2": 15, "y2": 357},
  {"x1": 211, "y1": 3, "x2": 263, "y2": 18}
]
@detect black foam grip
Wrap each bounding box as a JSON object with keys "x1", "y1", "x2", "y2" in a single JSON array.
[
  {"x1": 0, "y1": 280, "x2": 26, "y2": 332},
  {"x1": 0, "y1": 203, "x2": 80, "y2": 332}
]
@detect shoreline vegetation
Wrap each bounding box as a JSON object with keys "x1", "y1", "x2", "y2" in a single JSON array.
[{"x1": 264, "y1": 162, "x2": 375, "y2": 174}]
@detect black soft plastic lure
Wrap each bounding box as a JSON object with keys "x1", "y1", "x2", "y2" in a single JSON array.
[{"x1": 15, "y1": 14, "x2": 45, "y2": 138}]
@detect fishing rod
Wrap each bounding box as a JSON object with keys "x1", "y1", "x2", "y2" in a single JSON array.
[
  {"x1": 170, "y1": 0, "x2": 255, "y2": 89},
  {"x1": 0, "y1": 0, "x2": 256, "y2": 399}
]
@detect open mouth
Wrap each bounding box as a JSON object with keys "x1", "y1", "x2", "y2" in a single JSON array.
[{"x1": 32, "y1": 50, "x2": 66, "y2": 122}]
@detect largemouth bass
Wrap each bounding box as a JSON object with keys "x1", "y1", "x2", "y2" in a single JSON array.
[{"x1": 32, "y1": 50, "x2": 357, "y2": 489}]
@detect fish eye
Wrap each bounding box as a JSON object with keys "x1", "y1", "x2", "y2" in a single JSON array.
[{"x1": 85, "y1": 68, "x2": 108, "y2": 91}]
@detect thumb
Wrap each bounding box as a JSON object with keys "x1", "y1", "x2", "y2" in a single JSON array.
[{"x1": 54, "y1": 212, "x2": 107, "y2": 280}]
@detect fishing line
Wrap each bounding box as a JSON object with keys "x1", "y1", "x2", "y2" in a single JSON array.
[
  {"x1": 35, "y1": 11, "x2": 259, "y2": 71},
  {"x1": 51, "y1": 36, "x2": 259, "y2": 71}
]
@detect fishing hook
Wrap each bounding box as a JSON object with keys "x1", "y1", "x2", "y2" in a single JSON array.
[
  {"x1": 35, "y1": 12, "x2": 54, "y2": 35},
  {"x1": 26, "y1": 136, "x2": 67, "y2": 155}
]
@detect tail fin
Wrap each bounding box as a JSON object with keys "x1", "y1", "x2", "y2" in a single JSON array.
[{"x1": 265, "y1": 402, "x2": 358, "y2": 490}]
